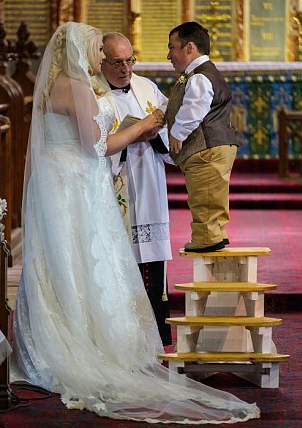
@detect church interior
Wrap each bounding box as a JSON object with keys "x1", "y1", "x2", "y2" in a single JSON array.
[{"x1": 0, "y1": 0, "x2": 302, "y2": 427}]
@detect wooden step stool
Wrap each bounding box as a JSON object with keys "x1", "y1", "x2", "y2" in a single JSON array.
[{"x1": 158, "y1": 247, "x2": 290, "y2": 388}]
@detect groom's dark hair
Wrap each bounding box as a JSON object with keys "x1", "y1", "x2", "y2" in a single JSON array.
[{"x1": 169, "y1": 21, "x2": 210, "y2": 55}]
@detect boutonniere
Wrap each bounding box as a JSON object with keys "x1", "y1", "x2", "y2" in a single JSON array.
[{"x1": 177, "y1": 72, "x2": 189, "y2": 85}]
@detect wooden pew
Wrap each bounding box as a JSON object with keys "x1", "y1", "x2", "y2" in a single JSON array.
[
  {"x1": 0, "y1": 108, "x2": 12, "y2": 246},
  {"x1": 0, "y1": 21, "x2": 37, "y2": 230},
  {"x1": 0, "y1": 64, "x2": 25, "y2": 229},
  {"x1": 0, "y1": 234, "x2": 12, "y2": 410}
]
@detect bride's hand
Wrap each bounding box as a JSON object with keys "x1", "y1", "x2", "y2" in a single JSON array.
[
  {"x1": 152, "y1": 109, "x2": 165, "y2": 126},
  {"x1": 152, "y1": 108, "x2": 164, "y2": 120}
]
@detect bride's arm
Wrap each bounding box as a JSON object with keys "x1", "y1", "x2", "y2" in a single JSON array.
[
  {"x1": 105, "y1": 117, "x2": 162, "y2": 156},
  {"x1": 68, "y1": 80, "x2": 163, "y2": 156}
]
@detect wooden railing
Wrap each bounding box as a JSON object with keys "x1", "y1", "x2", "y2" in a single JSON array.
[
  {"x1": 0, "y1": 109, "x2": 12, "y2": 246},
  {"x1": 278, "y1": 108, "x2": 302, "y2": 178}
]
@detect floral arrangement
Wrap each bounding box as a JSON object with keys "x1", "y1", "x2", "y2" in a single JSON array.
[
  {"x1": 0, "y1": 198, "x2": 7, "y2": 242},
  {"x1": 0, "y1": 198, "x2": 7, "y2": 221}
]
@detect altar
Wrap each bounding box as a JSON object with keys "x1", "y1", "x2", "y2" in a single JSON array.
[{"x1": 134, "y1": 62, "x2": 302, "y2": 160}]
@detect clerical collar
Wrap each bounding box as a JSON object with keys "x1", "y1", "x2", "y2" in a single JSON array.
[{"x1": 108, "y1": 82, "x2": 131, "y2": 93}]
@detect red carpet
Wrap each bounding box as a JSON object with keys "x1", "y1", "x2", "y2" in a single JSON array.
[
  {"x1": 1, "y1": 167, "x2": 301, "y2": 427},
  {"x1": 168, "y1": 208, "x2": 302, "y2": 297},
  {"x1": 167, "y1": 167, "x2": 302, "y2": 303}
]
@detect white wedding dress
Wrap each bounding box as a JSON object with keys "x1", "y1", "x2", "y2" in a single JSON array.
[
  {"x1": 11, "y1": 96, "x2": 260, "y2": 424},
  {"x1": 12, "y1": 96, "x2": 163, "y2": 392},
  {"x1": 11, "y1": 21, "x2": 260, "y2": 422}
]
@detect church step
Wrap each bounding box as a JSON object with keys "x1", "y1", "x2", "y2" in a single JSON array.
[
  {"x1": 166, "y1": 316, "x2": 282, "y2": 327},
  {"x1": 168, "y1": 192, "x2": 302, "y2": 209},
  {"x1": 157, "y1": 351, "x2": 290, "y2": 363},
  {"x1": 158, "y1": 352, "x2": 290, "y2": 387},
  {"x1": 167, "y1": 171, "x2": 302, "y2": 194},
  {"x1": 179, "y1": 246, "x2": 271, "y2": 257},
  {"x1": 168, "y1": 181, "x2": 302, "y2": 195},
  {"x1": 174, "y1": 281, "x2": 277, "y2": 292}
]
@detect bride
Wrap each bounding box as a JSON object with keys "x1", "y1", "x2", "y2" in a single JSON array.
[{"x1": 11, "y1": 21, "x2": 260, "y2": 424}]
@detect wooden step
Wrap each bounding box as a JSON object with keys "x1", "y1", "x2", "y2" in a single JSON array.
[
  {"x1": 179, "y1": 247, "x2": 271, "y2": 257},
  {"x1": 158, "y1": 351, "x2": 290, "y2": 388},
  {"x1": 157, "y1": 351, "x2": 290, "y2": 363},
  {"x1": 174, "y1": 281, "x2": 277, "y2": 292},
  {"x1": 166, "y1": 316, "x2": 282, "y2": 327}
]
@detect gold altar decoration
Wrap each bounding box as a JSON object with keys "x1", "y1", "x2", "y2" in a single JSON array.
[
  {"x1": 197, "y1": 0, "x2": 230, "y2": 61},
  {"x1": 129, "y1": 0, "x2": 141, "y2": 60},
  {"x1": 129, "y1": 11, "x2": 141, "y2": 60},
  {"x1": 293, "y1": 10, "x2": 302, "y2": 61},
  {"x1": 234, "y1": 0, "x2": 244, "y2": 61},
  {"x1": 58, "y1": 0, "x2": 74, "y2": 25}
]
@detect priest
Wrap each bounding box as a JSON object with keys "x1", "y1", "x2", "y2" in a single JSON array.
[{"x1": 93, "y1": 32, "x2": 173, "y2": 346}]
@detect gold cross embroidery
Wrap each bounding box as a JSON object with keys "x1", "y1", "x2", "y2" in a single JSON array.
[
  {"x1": 110, "y1": 117, "x2": 119, "y2": 133},
  {"x1": 145, "y1": 101, "x2": 157, "y2": 114}
]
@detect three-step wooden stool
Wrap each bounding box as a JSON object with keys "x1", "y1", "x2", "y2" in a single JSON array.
[{"x1": 158, "y1": 247, "x2": 290, "y2": 388}]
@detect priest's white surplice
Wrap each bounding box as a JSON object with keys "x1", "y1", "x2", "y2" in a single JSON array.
[{"x1": 96, "y1": 73, "x2": 172, "y2": 264}]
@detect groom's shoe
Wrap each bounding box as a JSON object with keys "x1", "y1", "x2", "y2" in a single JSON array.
[
  {"x1": 184, "y1": 240, "x2": 225, "y2": 253},
  {"x1": 223, "y1": 238, "x2": 230, "y2": 245}
]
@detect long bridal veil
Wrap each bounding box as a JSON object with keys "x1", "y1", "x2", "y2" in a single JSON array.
[{"x1": 11, "y1": 21, "x2": 260, "y2": 425}]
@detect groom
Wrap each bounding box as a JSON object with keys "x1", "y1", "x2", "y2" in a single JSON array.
[
  {"x1": 165, "y1": 22, "x2": 239, "y2": 253},
  {"x1": 94, "y1": 32, "x2": 173, "y2": 346}
]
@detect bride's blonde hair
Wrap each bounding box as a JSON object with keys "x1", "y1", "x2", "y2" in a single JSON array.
[{"x1": 40, "y1": 22, "x2": 102, "y2": 110}]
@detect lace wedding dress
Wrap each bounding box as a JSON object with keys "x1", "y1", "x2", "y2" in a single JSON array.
[{"x1": 11, "y1": 22, "x2": 260, "y2": 425}]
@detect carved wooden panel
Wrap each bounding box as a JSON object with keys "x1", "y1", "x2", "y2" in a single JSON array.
[{"x1": 0, "y1": 112, "x2": 11, "y2": 245}]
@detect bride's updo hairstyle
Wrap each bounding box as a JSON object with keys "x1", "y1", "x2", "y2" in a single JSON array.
[{"x1": 39, "y1": 22, "x2": 102, "y2": 111}]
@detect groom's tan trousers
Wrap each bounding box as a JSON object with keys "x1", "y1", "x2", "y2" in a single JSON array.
[{"x1": 179, "y1": 144, "x2": 237, "y2": 246}]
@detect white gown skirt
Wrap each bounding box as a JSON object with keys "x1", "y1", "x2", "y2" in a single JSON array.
[{"x1": 11, "y1": 141, "x2": 260, "y2": 424}]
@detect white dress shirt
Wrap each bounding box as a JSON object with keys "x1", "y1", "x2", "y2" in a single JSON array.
[{"x1": 171, "y1": 55, "x2": 214, "y2": 142}]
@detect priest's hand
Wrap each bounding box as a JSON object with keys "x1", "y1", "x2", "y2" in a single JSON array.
[{"x1": 169, "y1": 135, "x2": 183, "y2": 154}]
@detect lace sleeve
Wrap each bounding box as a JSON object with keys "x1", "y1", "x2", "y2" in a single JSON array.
[
  {"x1": 93, "y1": 97, "x2": 115, "y2": 163},
  {"x1": 93, "y1": 111, "x2": 108, "y2": 162}
]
